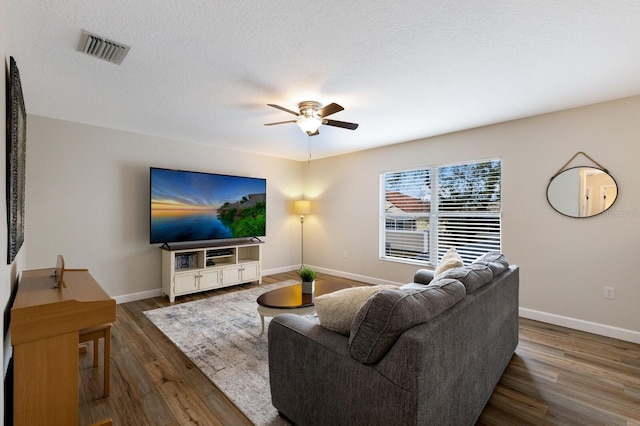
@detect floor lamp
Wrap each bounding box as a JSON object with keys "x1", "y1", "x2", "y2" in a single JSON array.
[{"x1": 294, "y1": 200, "x2": 311, "y2": 267}]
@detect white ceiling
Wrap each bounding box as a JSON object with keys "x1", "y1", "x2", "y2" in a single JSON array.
[{"x1": 9, "y1": 1, "x2": 640, "y2": 161}]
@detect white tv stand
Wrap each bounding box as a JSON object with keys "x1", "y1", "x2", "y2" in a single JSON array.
[{"x1": 161, "y1": 240, "x2": 262, "y2": 302}]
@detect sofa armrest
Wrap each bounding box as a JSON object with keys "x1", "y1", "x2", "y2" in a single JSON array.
[
  {"x1": 268, "y1": 314, "x2": 415, "y2": 426},
  {"x1": 268, "y1": 313, "x2": 351, "y2": 356},
  {"x1": 413, "y1": 268, "x2": 435, "y2": 285}
]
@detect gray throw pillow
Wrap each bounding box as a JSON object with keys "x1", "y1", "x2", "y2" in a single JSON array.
[
  {"x1": 349, "y1": 278, "x2": 465, "y2": 364},
  {"x1": 315, "y1": 285, "x2": 399, "y2": 335}
]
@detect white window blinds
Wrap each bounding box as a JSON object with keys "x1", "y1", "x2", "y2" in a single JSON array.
[{"x1": 381, "y1": 159, "x2": 501, "y2": 266}]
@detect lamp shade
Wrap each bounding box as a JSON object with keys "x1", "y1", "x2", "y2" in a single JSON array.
[
  {"x1": 294, "y1": 200, "x2": 311, "y2": 215},
  {"x1": 296, "y1": 116, "x2": 322, "y2": 134}
]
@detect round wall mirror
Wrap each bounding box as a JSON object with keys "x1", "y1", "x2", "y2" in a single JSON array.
[{"x1": 546, "y1": 166, "x2": 618, "y2": 218}]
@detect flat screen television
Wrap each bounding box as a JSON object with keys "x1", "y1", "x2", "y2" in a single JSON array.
[{"x1": 150, "y1": 167, "x2": 266, "y2": 245}]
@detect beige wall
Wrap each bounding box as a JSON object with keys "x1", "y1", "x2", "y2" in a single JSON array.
[
  {"x1": 304, "y1": 96, "x2": 640, "y2": 340},
  {"x1": 26, "y1": 116, "x2": 304, "y2": 300}
]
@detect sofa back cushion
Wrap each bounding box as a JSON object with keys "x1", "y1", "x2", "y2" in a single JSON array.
[
  {"x1": 439, "y1": 252, "x2": 509, "y2": 293},
  {"x1": 439, "y1": 263, "x2": 494, "y2": 293},
  {"x1": 473, "y1": 251, "x2": 509, "y2": 275},
  {"x1": 349, "y1": 278, "x2": 465, "y2": 364}
]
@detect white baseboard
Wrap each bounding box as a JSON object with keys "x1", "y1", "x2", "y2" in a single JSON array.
[
  {"x1": 265, "y1": 264, "x2": 402, "y2": 286},
  {"x1": 114, "y1": 288, "x2": 163, "y2": 304},
  {"x1": 309, "y1": 265, "x2": 402, "y2": 287},
  {"x1": 262, "y1": 265, "x2": 296, "y2": 276},
  {"x1": 519, "y1": 308, "x2": 640, "y2": 344}
]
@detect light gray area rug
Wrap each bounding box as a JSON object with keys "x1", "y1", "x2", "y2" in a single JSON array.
[{"x1": 144, "y1": 280, "x2": 303, "y2": 426}]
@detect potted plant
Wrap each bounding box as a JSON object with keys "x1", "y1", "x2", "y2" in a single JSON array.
[{"x1": 297, "y1": 266, "x2": 318, "y2": 294}]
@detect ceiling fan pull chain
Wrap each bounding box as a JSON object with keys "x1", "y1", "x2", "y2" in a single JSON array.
[{"x1": 308, "y1": 140, "x2": 311, "y2": 164}]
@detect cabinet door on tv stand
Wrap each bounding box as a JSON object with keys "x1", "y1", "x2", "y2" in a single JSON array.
[
  {"x1": 174, "y1": 273, "x2": 199, "y2": 294},
  {"x1": 199, "y1": 269, "x2": 221, "y2": 290},
  {"x1": 221, "y1": 266, "x2": 241, "y2": 286},
  {"x1": 241, "y1": 263, "x2": 260, "y2": 282}
]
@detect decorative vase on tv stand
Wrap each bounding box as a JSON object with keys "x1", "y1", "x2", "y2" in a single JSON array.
[{"x1": 297, "y1": 266, "x2": 318, "y2": 294}]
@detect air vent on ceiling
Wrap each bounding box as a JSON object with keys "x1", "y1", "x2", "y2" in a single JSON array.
[{"x1": 77, "y1": 30, "x2": 130, "y2": 65}]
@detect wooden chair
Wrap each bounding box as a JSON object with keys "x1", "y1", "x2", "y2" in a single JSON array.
[{"x1": 79, "y1": 323, "x2": 112, "y2": 397}]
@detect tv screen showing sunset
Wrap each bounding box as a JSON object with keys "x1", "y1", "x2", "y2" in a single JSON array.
[{"x1": 150, "y1": 168, "x2": 266, "y2": 244}]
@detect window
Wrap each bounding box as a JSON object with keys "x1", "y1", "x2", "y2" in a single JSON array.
[{"x1": 381, "y1": 159, "x2": 501, "y2": 265}]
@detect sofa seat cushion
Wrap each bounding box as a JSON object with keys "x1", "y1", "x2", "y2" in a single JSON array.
[
  {"x1": 349, "y1": 278, "x2": 466, "y2": 364},
  {"x1": 439, "y1": 263, "x2": 494, "y2": 293},
  {"x1": 315, "y1": 285, "x2": 398, "y2": 335}
]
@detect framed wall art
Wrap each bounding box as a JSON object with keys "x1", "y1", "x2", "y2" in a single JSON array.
[{"x1": 6, "y1": 56, "x2": 26, "y2": 264}]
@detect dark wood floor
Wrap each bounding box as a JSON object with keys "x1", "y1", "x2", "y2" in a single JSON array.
[{"x1": 79, "y1": 272, "x2": 640, "y2": 425}]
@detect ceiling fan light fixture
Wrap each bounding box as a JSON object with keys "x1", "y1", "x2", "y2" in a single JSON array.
[
  {"x1": 265, "y1": 100, "x2": 357, "y2": 136},
  {"x1": 297, "y1": 116, "x2": 322, "y2": 134}
]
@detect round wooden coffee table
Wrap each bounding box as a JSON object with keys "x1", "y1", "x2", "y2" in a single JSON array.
[{"x1": 256, "y1": 280, "x2": 353, "y2": 336}]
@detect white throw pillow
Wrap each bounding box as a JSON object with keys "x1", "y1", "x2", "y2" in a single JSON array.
[
  {"x1": 315, "y1": 285, "x2": 398, "y2": 335},
  {"x1": 434, "y1": 247, "x2": 463, "y2": 276}
]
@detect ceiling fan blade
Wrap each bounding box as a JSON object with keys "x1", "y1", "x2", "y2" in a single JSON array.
[
  {"x1": 267, "y1": 104, "x2": 300, "y2": 116},
  {"x1": 264, "y1": 120, "x2": 296, "y2": 126},
  {"x1": 323, "y1": 119, "x2": 359, "y2": 130},
  {"x1": 318, "y1": 103, "x2": 344, "y2": 118}
]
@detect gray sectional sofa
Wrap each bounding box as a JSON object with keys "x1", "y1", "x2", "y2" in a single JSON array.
[{"x1": 268, "y1": 252, "x2": 519, "y2": 426}]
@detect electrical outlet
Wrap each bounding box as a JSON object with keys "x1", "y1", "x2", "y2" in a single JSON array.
[
  {"x1": 604, "y1": 286, "x2": 615, "y2": 299},
  {"x1": 343, "y1": 250, "x2": 347, "y2": 259}
]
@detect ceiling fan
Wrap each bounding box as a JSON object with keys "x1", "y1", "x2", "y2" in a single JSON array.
[{"x1": 264, "y1": 101, "x2": 359, "y2": 136}]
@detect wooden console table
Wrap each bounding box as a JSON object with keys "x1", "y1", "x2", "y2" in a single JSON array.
[{"x1": 11, "y1": 267, "x2": 116, "y2": 425}]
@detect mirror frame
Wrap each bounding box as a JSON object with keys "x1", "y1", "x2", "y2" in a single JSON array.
[{"x1": 546, "y1": 166, "x2": 618, "y2": 218}]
